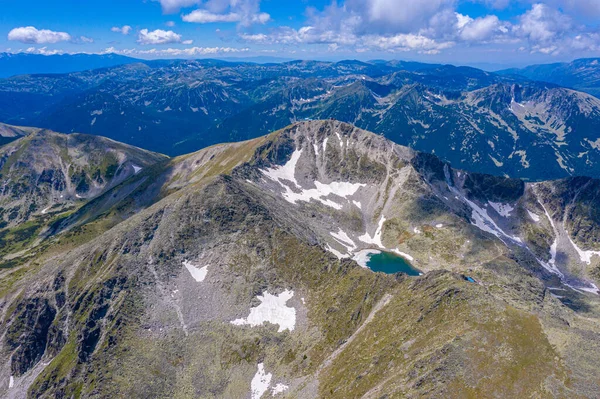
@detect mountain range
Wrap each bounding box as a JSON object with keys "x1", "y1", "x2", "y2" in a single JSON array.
[
  {"x1": 1, "y1": 120, "x2": 600, "y2": 398},
  {"x1": 2, "y1": 58, "x2": 600, "y2": 180},
  {"x1": 499, "y1": 58, "x2": 600, "y2": 98},
  {"x1": 0, "y1": 53, "x2": 140, "y2": 79}
]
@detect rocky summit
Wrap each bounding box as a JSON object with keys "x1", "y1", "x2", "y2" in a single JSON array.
[{"x1": 1, "y1": 120, "x2": 600, "y2": 398}]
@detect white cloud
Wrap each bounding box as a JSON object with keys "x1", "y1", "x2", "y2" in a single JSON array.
[
  {"x1": 351, "y1": 0, "x2": 455, "y2": 33},
  {"x1": 24, "y1": 46, "x2": 67, "y2": 55},
  {"x1": 456, "y1": 14, "x2": 507, "y2": 42},
  {"x1": 137, "y1": 29, "x2": 185, "y2": 45},
  {"x1": 182, "y1": 10, "x2": 242, "y2": 23},
  {"x1": 8, "y1": 26, "x2": 71, "y2": 44},
  {"x1": 78, "y1": 36, "x2": 95, "y2": 44},
  {"x1": 165, "y1": 21, "x2": 176, "y2": 27},
  {"x1": 158, "y1": 0, "x2": 199, "y2": 14},
  {"x1": 515, "y1": 3, "x2": 572, "y2": 43},
  {"x1": 106, "y1": 46, "x2": 249, "y2": 57},
  {"x1": 111, "y1": 25, "x2": 132, "y2": 35},
  {"x1": 363, "y1": 33, "x2": 454, "y2": 54},
  {"x1": 181, "y1": 0, "x2": 270, "y2": 26}
]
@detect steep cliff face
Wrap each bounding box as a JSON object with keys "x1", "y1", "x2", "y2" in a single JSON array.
[{"x1": 1, "y1": 121, "x2": 600, "y2": 398}]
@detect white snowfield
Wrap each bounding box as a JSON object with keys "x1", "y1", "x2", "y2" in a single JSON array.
[
  {"x1": 250, "y1": 363, "x2": 289, "y2": 399},
  {"x1": 352, "y1": 249, "x2": 381, "y2": 268},
  {"x1": 330, "y1": 228, "x2": 357, "y2": 252},
  {"x1": 271, "y1": 383, "x2": 289, "y2": 396},
  {"x1": 392, "y1": 249, "x2": 415, "y2": 262},
  {"x1": 537, "y1": 204, "x2": 563, "y2": 277},
  {"x1": 325, "y1": 244, "x2": 349, "y2": 259},
  {"x1": 527, "y1": 210, "x2": 540, "y2": 222},
  {"x1": 261, "y1": 149, "x2": 365, "y2": 210},
  {"x1": 182, "y1": 260, "x2": 208, "y2": 282},
  {"x1": 251, "y1": 363, "x2": 272, "y2": 399},
  {"x1": 231, "y1": 290, "x2": 296, "y2": 332},
  {"x1": 489, "y1": 201, "x2": 514, "y2": 217},
  {"x1": 359, "y1": 216, "x2": 386, "y2": 248},
  {"x1": 132, "y1": 164, "x2": 143, "y2": 174},
  {"x1": 566, "y1": 233, "x2": 600, "y2": 265}
]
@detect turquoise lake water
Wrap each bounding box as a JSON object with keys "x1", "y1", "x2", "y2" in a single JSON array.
[{"x1": 366, "y1": 251, "x2": 422, "y2": 276}]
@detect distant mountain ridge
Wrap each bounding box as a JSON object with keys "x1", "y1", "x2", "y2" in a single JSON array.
[
  {"x1": 0, "y1": 53, "x2": 141, "y2": 78},
  {"x1": 2, "y1": 59, "x2": 600, "y2": 180},
  {"x1": 498, "y1": 58, "x2": 600, "y2": 98}
]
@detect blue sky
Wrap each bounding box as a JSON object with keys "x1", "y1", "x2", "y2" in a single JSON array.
[{"x1": 2, "y1": 0, "x2": 600, "y2": 67}]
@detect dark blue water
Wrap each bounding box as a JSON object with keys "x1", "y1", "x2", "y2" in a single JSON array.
[{"x1": 366, "y1": 251, "x2": 422, "y2": 276}]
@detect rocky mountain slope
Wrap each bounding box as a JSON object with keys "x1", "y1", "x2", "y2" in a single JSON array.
[
  {"x1": 2, "y1": 60, "x2": 600, "y2": 180},
  {"x1": 1, "y1": 120, "x2": 600, "y2": 398},
  {"x1": 0, "y1": 129, "x2": 167, "y2": 266},
  {"x1": 0, "y1": 123, "x2": 36, "y2": 147},
  {"x1": 499, "y1": 58, "x2": 600, "y2": 98}
]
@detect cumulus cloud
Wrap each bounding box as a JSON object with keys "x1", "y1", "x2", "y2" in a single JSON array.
[
  {"x1": 181, "y1": 0, "x2": 270, "y2": 26},
  {"x1": 455, "y1": 14, "x2": 508, "y2": 42},
  {"x1": 347, "y1": 0, "x2": 455, "y2": 33},
  {"x1": 182, "y1": 10, "x2": 243, "y2": 23},
  {"x1": 137, "y1": 29, "x2": 185, "y2": 45},
  {"x1": 515, "y1": 3, "x2": 572, "y2": 43},
  {"x1": 111, "y1": 25, "x2": 132, "y2": 35},
  {"x1": 235, "y1": 0, "x2": 600, "y2": 57},
  {"x1": 157, "y1": 0, "x2": 199, "y2": 13},
  {"x1": 8, "y1": 26, "x2": 71, "y2": 44}
]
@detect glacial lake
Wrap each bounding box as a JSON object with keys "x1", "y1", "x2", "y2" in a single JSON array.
[{"x1": 354, "y1": 250, "x2": 422, "y2": 276}]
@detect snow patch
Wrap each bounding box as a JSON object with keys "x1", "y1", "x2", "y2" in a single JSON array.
[
  {"x1": 251, "y1": 363, "x2": 272, "y2": 399},
  {"x1": 182, "y1": 260, "x2": 208, "y2": 282},
  {"x1": 352, "y1": 200, "x2": 362, "y2": 210},
  {"x1": 325, "y1": 244, "x2": 349, "y2": 259},
  {"x1": 527, "y1": 210, "x2": 540, "y2": 222},
  {"x1": 435, "y1": 224, "x2": 443, "y2": 228},
  {"x1": 352, "y1": 249, "x2": 381, "y2": 268},
  {"x1": 9, "y1": 376, "x2": 14, "y2": 389},
  {"x1": 489, "y1": 202, "x2": 514, "y2": 217},
  {"x1": 566, "y1": 234, "x2": 600, "y2": 265},
  {"x1": 41, "y1": 206, "x2": 52, "y2": 215},
  {"x1": 132, "y1": 164, "x2": 143, "y2": 174},
  {"x1": 330, "y1": 228, "x2": 356, "y2": 252},
  {"x1": 335, "y1": 131, "x2": 343, "y2": 148},
  {"x1": 392, "y1": 249, "x2": 415, "y2": 262},
  {"x1": 359, "y1": 216, "x2": 386, "y2": 248},
  {"x1": 322, "y1": 137, "x2": 328, "y2": 153},
  {"x1": 261, "y1": 149, "x2": 365, "y2": 210},
  {"x1": 313, "y1": 142, "x2": 319, "y2": 156},
  {"x1": 272, "y1": 383, "x2": 289, "y2": 396},
  {"x1": 231, "y1": 290, "x2": 296, "y2": 332},
  {"x1": 444, "y1": 166, "x2": 521, "y2": 246},
  {"x1": 537, "y1": 204, "x2": 562, "y2": 276}
]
